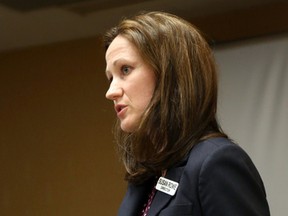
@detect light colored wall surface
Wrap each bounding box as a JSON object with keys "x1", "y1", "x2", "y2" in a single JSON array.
[
  {"x1": 215, "y1": 34, "x2": 288, "y2": 216},
  {"x1": 0, "y1": 37, "x2": 126, "y2": 216}
]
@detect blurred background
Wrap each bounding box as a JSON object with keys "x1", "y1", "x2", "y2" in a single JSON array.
[{"x1": 0, "y1": 0, "x2": 287, "y2": 215}]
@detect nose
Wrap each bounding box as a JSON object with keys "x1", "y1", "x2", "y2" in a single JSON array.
[{"x1": 105, "y1": 81, "x2": 123, "y2": 101}]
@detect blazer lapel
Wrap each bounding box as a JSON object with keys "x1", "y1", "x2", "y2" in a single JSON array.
[
  {"x1": 118, "y1": 179, "x2": 154, "y2": 216},
  {"x1": 148, "y1": 166, "x2": 185, "y2": 216},
  {"x1": 118, "y1": 153, "x2": 189, "y2": 216}
]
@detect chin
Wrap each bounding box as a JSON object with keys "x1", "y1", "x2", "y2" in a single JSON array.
[
  {"x1": 120, "y1": 122, "x2": 137, "y2": 133},
  {"x1": 120, "y1": 126, "x2": 134, "y2": 133}
]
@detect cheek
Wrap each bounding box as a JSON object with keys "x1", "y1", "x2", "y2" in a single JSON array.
[
  {"x1": 127, "y1": 67, "x2": 156, "y2": 111},
  {"x1": 128, "y1": 82, "x2": 154, "y2": 111},
  {"x1": 137, "y1": 84, "x2": 155, "y2": 110}
]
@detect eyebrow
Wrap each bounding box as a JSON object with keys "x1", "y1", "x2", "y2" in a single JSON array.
[{"x1": 105, "y1": 58, "x2": 126, "y2": 75}]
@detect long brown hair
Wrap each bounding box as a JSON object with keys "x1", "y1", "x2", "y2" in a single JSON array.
[{"x1": 104, "y1": 11, "x2": 227, "y2": 184}]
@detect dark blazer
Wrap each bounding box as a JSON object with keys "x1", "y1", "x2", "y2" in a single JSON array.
[{"x1": 118, "y1": 137, "x2": 270, "y2": 216}]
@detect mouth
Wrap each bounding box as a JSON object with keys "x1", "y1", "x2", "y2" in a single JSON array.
[{"x1": 114, "y1": 104, "x2": 127, "y2": 115}]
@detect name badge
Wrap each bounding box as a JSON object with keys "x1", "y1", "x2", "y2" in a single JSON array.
[{"x1": 155, "y1": 177, "x2": 179, "y2": 196}]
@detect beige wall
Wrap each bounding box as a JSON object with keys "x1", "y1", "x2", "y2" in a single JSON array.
[{"x1": 0, "y1": 37, "x2": 126, "y2": 215}]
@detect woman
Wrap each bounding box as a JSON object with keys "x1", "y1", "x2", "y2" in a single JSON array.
[{"x1": 104, "y1": 11, "x2": 270, "y2": 216}]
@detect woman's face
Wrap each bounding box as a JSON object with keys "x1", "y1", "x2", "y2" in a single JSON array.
[{"x1": 105, "y1": 35, "x2": 156, "y2": 132}]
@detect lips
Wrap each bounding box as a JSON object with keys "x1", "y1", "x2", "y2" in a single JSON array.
[{"x1": 114, "y1": 104, "x2": 127, "y2": 117}]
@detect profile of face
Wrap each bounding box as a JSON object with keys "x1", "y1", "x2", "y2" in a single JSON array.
[{"x1": 105, "y1": 35, "x2": 156, "y2": 132}]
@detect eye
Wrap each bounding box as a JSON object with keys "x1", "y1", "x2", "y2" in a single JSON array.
[{"x1": 121, "y1": 65, "x2": 131, "y2": 75}]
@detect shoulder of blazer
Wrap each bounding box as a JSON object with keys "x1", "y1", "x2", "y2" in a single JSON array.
[
  {"x1": 183, "y1": 137, "x2": 237, "y2": 176},
  {"x1": 165, "y1": 138, "x2": 237, "y2": 200},
  {"x1": 181, "y1": 137, "x2": 270, "y2": 216},
  {"x1": 184, "y1": 137, "x2": 266, "y2": 194}
]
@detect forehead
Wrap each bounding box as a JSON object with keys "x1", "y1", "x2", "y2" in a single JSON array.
[{"x1": 105, "y1": 35, "x2": 138, "y2": 61}]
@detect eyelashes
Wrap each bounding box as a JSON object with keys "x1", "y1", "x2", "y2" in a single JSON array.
[{"x1": 106, "y1": 64, "x2": 133, "y2": 84}]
